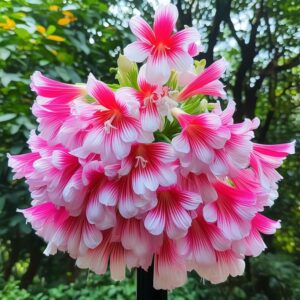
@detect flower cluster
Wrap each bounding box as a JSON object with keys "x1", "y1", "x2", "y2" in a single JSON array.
[{"x1": 8, "y1": 4, "x2": 295, "y2": 290}]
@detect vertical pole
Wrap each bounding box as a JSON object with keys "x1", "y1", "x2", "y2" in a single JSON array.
[{"x1": 137, "y1": 263, "x2": 168, "y2": 300}]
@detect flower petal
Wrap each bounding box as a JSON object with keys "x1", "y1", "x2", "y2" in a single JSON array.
[
  {"x1": 124, "y1": 41, "x2": 151, "y2": 63},
  {"x1": 145, "y1": 54, "x2": 171, "y2": 85},
  {"x1": 170, "y1": 27, "x2": 201, "y2": 48},
  {"x1": 144, "y1": 209, "x2": 165, "y2": 235},
  {"x1": 172, "y1": 133, "x2": 190, "y2": 154},
  {"x1": 140, "y1": 104, "x2": 161, "y2": 132},
  {"x1": 178, "y1": 58, "x2": 227, "y2": 101},
  {"x1": 129, "y1": 15, "x2": 155, "y2": 43},
  {"x1": 154, "y1": 4, "x2": 178, "y2": 41},
  {"x1": 168, "y1": 49, "x2": 193, "y2": 72},
  {"x1": 87, "y1": 73, "x2": 115, "y2": 107}
]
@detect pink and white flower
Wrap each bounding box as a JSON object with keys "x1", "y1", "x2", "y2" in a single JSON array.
[
  {"x1": 30, "y1": 72, "x2": 86, "y2": 141},
  {"x1": 31, "y1": 71, "x2": 85, "y2": 105},
  {"x1": 118, "y1": 142, "x2": 178, "y2": 195},
  {"x1": 232, "y1": 213, "x2": 281, "y2": 257},
  {"x1": 177, "y1": 207, "x2": 231, "y2": 266},
  {"x1": 98, "y1": 142, "x2": 179, "y2": 218},
  {"x1": 195, "y1": 250, "x2": 245, "y2": 284},
  {"x1": 144, "y1": 186, "x2": 202, "y2": 239},
  {"x1": 154, "y1": 236, "x2": 187, "y2": 290},
  {"x1": 124, "y1": 4, "x2": 200, "y2": 84},
  {"x1": 177, "y1": 58, "x2": 227, "y2": 101},
  {"x1": 73, "y1": 74, "x2": 152, "y2": 161},
  {"x1": 171, "y1": 108, "x2": 230, "y2": 174},
  {"x1": 203, "y1": 181, "x2": 257, "y2": 240},
  {"x1": 118, "y1": 65, "x2": 178, "y2": 132},
  {"x1": 19, "y1": 202, "x2": 103, "y2": 258},
  {"x1": 250, "y1": 141, "x2": 295, "y2": 188}
]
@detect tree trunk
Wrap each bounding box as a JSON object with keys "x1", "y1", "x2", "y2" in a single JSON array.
[
  {"x1": 20, "y1": 241, "x2": 42, "y2": 288},
  {"x1": 137, "y1": 263, "x2": 167, "y2": 300}
]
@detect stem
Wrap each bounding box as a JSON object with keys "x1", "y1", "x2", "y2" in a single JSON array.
[{"x1": 136, "y1": 263, "x2": 168, "y2": 300}]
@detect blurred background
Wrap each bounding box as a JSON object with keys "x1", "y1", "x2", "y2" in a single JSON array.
[{"x1": 0, "y1": 0, "x2": 299, "y2": 299}]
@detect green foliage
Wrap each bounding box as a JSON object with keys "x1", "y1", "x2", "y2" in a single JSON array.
[
  {"x1": 31, "y1": 272, "x2": 136, "y2": 300},
  {"x1": 116, "y1": 54, "x2": 139, "y2": 89},
  {"x1": 0, "y1": 279, "x2": 30, "y2": 300}
]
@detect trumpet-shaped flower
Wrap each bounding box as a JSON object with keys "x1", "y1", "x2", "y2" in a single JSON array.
[
  {"x1": 172, "y1": 108, "x2": 230, "y2": 174},
  {"x1": 144, "y1": 186, "x2": 202, "y2": 239},
  {"x1": 73, "y1": 74, "x2": 152, "y2": 161},
  {"x1": 118, "y1": 65, "x2": 178, "y2": 132},
  {"x1": 177, "y1": 58, "x2": 227, "y2": 101},
  {"x1": 124, "y1": 4, "x2": 200, "y2": 84}
]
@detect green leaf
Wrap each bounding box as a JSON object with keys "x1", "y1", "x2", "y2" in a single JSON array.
[
  {"x1": 46, "y1": 25, "x2": 56, "y2": 35},
  {"x1": 116, "y1": 55, "x2": 138, "y2": 89},
  {"x1": 57, "y1": 52, "x2": 74, "y2": 64},
  {"x1": 14, "y1": 28, "x2": 31, "y2": 39},
  {"x1": 0, "y1": 48, "x2": 11, "y2": 60},
  {"x1": 195, "y1": 59, "x2": 206, "y2": 73},
  {"x1": 68, "y1": 35, "x2": 90, "y2": 54},
  {"x1": 39, "y1": 59, "x2": 50, "y2": 66},
  {"x1": 9, "y1": 214, "x2": 24, "y2": 227},
  {"x1": 55, "y1": 66, "x2": 70, "y2": 81},
  {"x1": 181, "y1": 96, "x2": 203, "y2": 114},
  {"x1": 0, "y1": 72, "x2": 23, "y2": 87},
  {"x1": 0, "y1": 113, "x2": 17, "y2": 122}
]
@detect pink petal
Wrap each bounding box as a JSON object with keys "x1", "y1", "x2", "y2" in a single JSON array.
[
  {"x1": 178, "y1": 58, "x2": 227, "y2": 101},
  {"x1": 110, "y1": 245, "x2": 126, "y2": 281},
  {"x1": 154, "y1": 4, "x2": 178, "y2": 42},
  {"x1": 181, "y1": 219, "x2": 216, "y2": 264},
  {"x1": 129, "y1": 15, "x2": 155, "y2": 43},
  {"x1": 112, "y1": 134, "x2": 131, "y2": 160},
  {"x1": 200, "y1": 251, "x2": 245, "y2": 284},
  {"x1": 209, "y1": 150, "x2": 229, "y2": 176},
  {"x1": 180, "y1": 191, "x2": 202, "y2": 210},
  {"x1": 188, "y1": 42, "x2": 202, "y2": 57},
  {"x1": 193, "y1": 139, "x2": 214, "y2": 163},
  {"x1": 51, "y1": 150, "x2": 77, "y2": 170},
  {"x1": 253, "y1": 213, "x2": 281, "y2": 234},
  {"x1": 170, "y1": 27, "x2": 201, "y2": 48},
  {"x1": 82, "y1": 222, "x2": 103, "y2": 249},
  {"x1": 203, "y1": 202, "x2": 218, "y2": 223},
  {"x1": 30, "y1": 71, "x2": 84, "y2": 103},
  {"x1": 120, "y1": 122, "x2": 139, "y2": 143},
  {"x1": 154, "y1": 238, "x2": 187, "y2": 290},
  {"x1": 190, "y1": 80, "x2": 226, "y2": 99},
  {"x1": 7, "y1": 152, "x2": 40, "y2": 179},
  {"x1": 98, "y1": 181, "x2": 119, "y2": 206},
  {"x1": 86, "y1": 192, "x2": 116, "y2": 230},
  {"x1": 76, "y1": 232, "x2": 111, "y2": 275},
  {"x1": 253, "y1": 141, "x2": 296, "y2": 156},
  {"x1": 86, "y1": 73, "x2": 115, "y2": 106},
  {"x1": 169, "y1": 207, "x2": 192, "y2": 233},
  {"x1": 118, "y1": 191, "x2": 139, "y2": 218},
  {"x1": 137, "y1": 64, "x2": 158, "y2": 92},
  {"x1": 115, "y1": 87, "x2": 140, "y2": 117}
]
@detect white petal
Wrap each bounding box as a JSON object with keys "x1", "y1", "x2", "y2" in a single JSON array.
[{"x1": 124, "y1": 41, "x2": 151, "y2": 63}]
